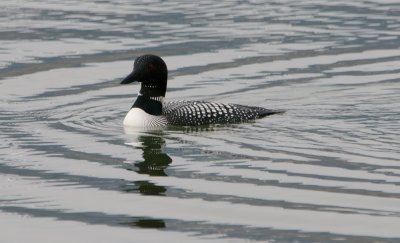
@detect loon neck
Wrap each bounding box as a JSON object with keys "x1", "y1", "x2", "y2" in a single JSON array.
[
  {"x1": 139, "y1": 82, "x2": 167, "y2": 97},
  {"x1": 132, "y1": 93, "x2": 164, "y2": 116}
]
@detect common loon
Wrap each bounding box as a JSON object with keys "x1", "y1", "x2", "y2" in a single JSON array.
[{"x1": 121, "y1": 54, "x2": 283, "y2": 127}]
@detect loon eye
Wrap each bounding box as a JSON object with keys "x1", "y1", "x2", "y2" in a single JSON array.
[{"x1": 148, "y1": 63, "x2": 156, "y2": 71}]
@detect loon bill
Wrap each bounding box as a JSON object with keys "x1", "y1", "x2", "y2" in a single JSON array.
[{"x1": 120, "y1": 54, "x2": 284, "y2": 127}]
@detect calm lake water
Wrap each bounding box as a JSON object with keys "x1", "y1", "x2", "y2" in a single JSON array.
[{"x1": 1, "y1": 0, "x2": 400, "y2": 242}]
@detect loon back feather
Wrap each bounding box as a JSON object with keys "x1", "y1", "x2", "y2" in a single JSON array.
[{"x1": 163, "y1": 101, "x2": 284, "y2": 126}]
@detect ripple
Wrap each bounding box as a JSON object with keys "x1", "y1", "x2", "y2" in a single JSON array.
[{"x1": 1, "y1": 0, "x2": 400, "y2": 242}]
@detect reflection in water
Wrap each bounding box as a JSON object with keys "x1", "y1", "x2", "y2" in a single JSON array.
[
  {"x1": 121, "y1": 132, "x2": 171, "y2": 228},
  {"x1": 135, "y1": 135, "x2": 172, "y2": 177},
  {"x1": 121, "y1": 180, "x2": 167, "y2": 196},
  {"x1": 121, "y1": 218, "x2": 166, "y2": 229},
  {"x1": 122, "y1": 132, "x2": 172, "y2": 196}
]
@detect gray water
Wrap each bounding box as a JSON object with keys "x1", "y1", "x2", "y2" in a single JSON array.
[{"x1": 1, "y1": 1, "x2": 400, "y2": 242}]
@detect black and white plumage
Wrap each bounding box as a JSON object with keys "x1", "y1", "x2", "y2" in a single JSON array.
[
  {"x1": 121, "y1": 54, "x2": 283, "y2": 127},
  {"x1": 163, "y1": 100, "x2": 280, "y2": 126}
]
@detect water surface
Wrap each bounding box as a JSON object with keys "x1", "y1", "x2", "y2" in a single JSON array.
[{"x1": 1, "y1": 1, "x2": 400, "y2": 242}]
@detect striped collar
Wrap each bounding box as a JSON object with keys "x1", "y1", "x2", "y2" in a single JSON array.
[{"x1": 132, "y1": 93, "x2": 164, "y2": 115}]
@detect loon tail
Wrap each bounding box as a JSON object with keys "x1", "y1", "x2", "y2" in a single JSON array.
[{"x1": 258, "y1": 108, "x2": 286, "y2": 118}]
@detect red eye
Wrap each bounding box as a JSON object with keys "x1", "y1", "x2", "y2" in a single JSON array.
[{"x1": 148, "y1": 63, "x2": 156, "y2": 71}]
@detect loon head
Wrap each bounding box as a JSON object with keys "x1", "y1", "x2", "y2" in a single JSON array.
[{"x1": 121, "y1": 54, "x2": 168, "y2": 97}]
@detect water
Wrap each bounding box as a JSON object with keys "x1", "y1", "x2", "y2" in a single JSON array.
[{"x1": 1, "y1": 0, "x2": 400, "y2": 242}]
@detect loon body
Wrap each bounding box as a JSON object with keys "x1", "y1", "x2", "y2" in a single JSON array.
[{"x1": 121, "y1": 54, "x2": 283, "y2": 127}]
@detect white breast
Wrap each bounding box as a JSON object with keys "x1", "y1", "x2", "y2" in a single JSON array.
[{"x1": 123, "y1": 108, "x2": 167, "y2": 127}]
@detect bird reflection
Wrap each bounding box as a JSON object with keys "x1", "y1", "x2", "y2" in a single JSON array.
[
  {"x1": 120, "y1": 131, "x2": 171, "y2": 228},
  {"x1": 135, "y1": 135, "x2": 172, "y2": 176},
  {"x1": 122, "y1": 131, "x2": 172, "y2": 196},
  {"x1": 121, "y1": 218, "x2": 166, "y2": 229}
]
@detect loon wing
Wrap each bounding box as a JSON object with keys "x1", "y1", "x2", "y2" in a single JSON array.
[{"x1": 163, "y1": 100, "x2": 283, "y2": 126}]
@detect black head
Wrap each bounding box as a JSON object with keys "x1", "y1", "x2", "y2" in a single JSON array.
[{"x1": 121, "y1": 54, "x2": 168, "y2": 97}]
